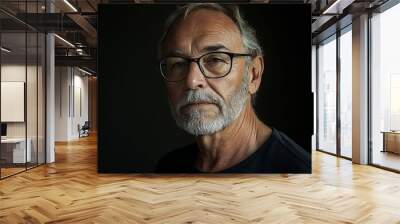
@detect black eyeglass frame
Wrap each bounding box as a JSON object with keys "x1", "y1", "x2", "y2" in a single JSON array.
[{"x1": 159, "y1": 51, "x2": 254, "y2": 82}]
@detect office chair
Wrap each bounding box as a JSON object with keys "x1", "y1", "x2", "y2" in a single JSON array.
[{"x1": 79, "y1": 121, "x2": 90, "y2": 138}]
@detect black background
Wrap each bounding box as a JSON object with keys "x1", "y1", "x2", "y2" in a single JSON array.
[{"x1": 98, "y1": 4, "x2": 312, "y2": 173}]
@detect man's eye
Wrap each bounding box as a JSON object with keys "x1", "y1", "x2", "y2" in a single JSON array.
[
  {"x1": 205, "y1": 57, "x2": 227, "y2": 64},
  {"x1": 167, "y1": 61, "x2": 187, "y2": 73},
  {"x1": 171, "y1": 61, "x2": 187, "y2": 68}
]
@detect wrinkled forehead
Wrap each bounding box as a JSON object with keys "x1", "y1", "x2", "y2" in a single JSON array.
[{"x1": 162, "y1": 9, "x2": 244, "y2": 57}]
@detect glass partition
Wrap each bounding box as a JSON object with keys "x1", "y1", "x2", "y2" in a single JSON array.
[
  {"x1": 339, "y1": 27, "x2": 352, "y2": 158},
  {"x1": 38, "y1": 32, "x2": 45, "y2": 165},
  {"x1": 317, "y1": 35, "x2": 337, "y2": 154},
  {"x1": 0, "y1": 1, "x2": 46, "y2": 179},
  {"x1": 1, "y1": 31, "x2": 28, "y2": 177},
  {"x1": 370, "y1": 2, "x2": 400, "y2": 171},
  {"x1": 27, "y1": 30, "x2": 38, "y2": 170}
]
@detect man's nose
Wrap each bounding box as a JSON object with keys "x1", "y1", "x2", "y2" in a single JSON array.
[{"x1": 185, "y1": 62, "x2": 207, "y2": 90}]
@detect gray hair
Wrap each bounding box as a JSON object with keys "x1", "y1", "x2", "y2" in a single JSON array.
[{"x1": 158, "y1": 3, "x2": 264, "y2": 58}]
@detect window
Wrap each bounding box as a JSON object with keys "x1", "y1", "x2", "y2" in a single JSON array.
[
  {"x1": 370, "y1": 2, "x2": 400, "y2": 171},
  {"x1": 317, "y1": 35, "x2": 337, "y2": 154},
  {"x1": 339, "y1": 28, "x2": 352, "y2": 158}
]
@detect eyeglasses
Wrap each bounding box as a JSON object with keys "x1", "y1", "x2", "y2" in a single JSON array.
[{"x1": 159, "y1": 51, "x2": 253, "y2": 82}]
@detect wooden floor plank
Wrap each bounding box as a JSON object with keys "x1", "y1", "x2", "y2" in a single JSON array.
[{"x1": 0, "y1": 134, "x2": 400, "y2": 223}]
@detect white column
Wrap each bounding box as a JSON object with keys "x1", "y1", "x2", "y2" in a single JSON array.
[
  {"x1": 352, "y1": 14, "x2": 369, "y2": 164},
  {"x1": 46, "y1": 0, "x2": 55, "y2": 163}
]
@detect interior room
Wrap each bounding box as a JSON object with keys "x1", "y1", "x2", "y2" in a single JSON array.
[{"x1": 0, "y1": 0, "x2": 399, "y2": 223}]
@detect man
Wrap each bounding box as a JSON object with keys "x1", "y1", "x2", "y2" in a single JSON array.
[{"x1": 156, "y1": 3, "x2": 311, "y2": 173}]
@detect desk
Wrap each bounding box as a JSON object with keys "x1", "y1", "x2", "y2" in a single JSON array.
[
  {"x1": 1, "y1": 138, "x2": 31, "y2": 163},
  {"x1": 382, "y1": 131, "x2": 400, "y2": 154}
]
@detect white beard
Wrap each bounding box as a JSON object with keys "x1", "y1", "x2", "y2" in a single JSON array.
[{"x1": 170, "y1": 72, "x2": 250, "y2": 136}]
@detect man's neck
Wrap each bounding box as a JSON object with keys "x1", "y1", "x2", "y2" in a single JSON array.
[{"x1": 194, "y1": 103, "x2": 271, "y2": 172}]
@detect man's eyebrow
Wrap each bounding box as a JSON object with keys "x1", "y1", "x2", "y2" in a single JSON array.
[
  {"x1": 163, "y1": 44, "x2": 232, "y2": 57},
  {"x1": 201, "y1": 44, "x2": 231, "y2": 53},
  {"x1": 164, "y1": 50, "x2": 186, "y2": 57}
]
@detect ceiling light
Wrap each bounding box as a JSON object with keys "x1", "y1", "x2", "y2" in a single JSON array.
[
  {"x1": 1, "y1": 47, "x2": 11, "y2": 53},
  {"x1": 63, "y1": 0, "x2": 78, "y2": 12},
  {"x1": 323, "y1": 0, "x2": 341, "y2": 14},
  {"x1": 54, "y1": 34, "x2": 75, "y2": 48},
  {"x1": 78, "y1": 67, "x2": 93, "y2": 76},
  {"x1": 322, "y1": 0, "x2": 354, "y2": 15}
]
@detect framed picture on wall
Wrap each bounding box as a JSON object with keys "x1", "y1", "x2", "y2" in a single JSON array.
[{"x1": 98, "y1": 3, "x2": 312, "y2": 173}]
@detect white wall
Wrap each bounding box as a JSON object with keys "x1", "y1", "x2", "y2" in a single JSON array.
[
  {"x1": 1, "y1": 65, "x2": 26, "y2": 134},
  {"x1": 1, "y1": 65, "x2": 40, "y2": 137},
  {"x1": 55, "y1": 66, "x2": 69, "y2": 141},
  {"x1": 55, "y1": 66, "x2": 89, "y2": 141},
  {"x1": 72, "y1": 72, "x2": 89, "y2": 138}
]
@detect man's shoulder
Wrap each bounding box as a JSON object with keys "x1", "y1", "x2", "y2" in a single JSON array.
[{"x1": 264, "y1": 128, "x2": 311, "y2": 173}]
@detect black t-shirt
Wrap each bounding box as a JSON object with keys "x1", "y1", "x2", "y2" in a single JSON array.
[{"x1": 155, "y1": 128, "x2": 311, "y2": 173}]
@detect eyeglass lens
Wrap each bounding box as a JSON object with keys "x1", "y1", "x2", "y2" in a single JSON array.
[{"x1": 161, "y1": 52, "x2": 232, "y2": 81}]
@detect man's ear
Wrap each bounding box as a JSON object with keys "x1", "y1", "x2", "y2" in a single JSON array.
[{"x1": 248, "y1": 56, "x2": 264, "y2": 94}]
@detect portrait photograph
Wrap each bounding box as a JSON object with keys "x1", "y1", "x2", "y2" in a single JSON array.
[{"x1": 97, "y1": 3, "x2": 313, "y2": 173}]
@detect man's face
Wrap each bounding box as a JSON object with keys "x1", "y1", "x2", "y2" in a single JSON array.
[{"x1": 162, "y1": 9, "x2": 251, "y2": 135}]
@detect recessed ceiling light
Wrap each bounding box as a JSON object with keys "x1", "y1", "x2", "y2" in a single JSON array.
[
  {"x1": 322, "y1": 0, "x2": 354, "y2": 15},
  {"x1": 77, "y1": 67, "x2": 93, "y2": 76},
  {"x1": 1, "y1": 47, "x2": 11, "y2": 53},
  {"x1": 63, "y1": 0, "x2": 78, "y2": 12},
  {"x1": 54, "y1": 34, "x2": 75, "y2": 48}
]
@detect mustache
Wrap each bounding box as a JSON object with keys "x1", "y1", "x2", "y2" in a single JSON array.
[{"x1": 176, "y1": 90, "x2": 223, "y2": 112}]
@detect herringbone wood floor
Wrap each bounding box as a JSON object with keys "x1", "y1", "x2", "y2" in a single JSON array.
[{"x1": 1, "y1": 134, "x2": 400, "y2": 224}]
